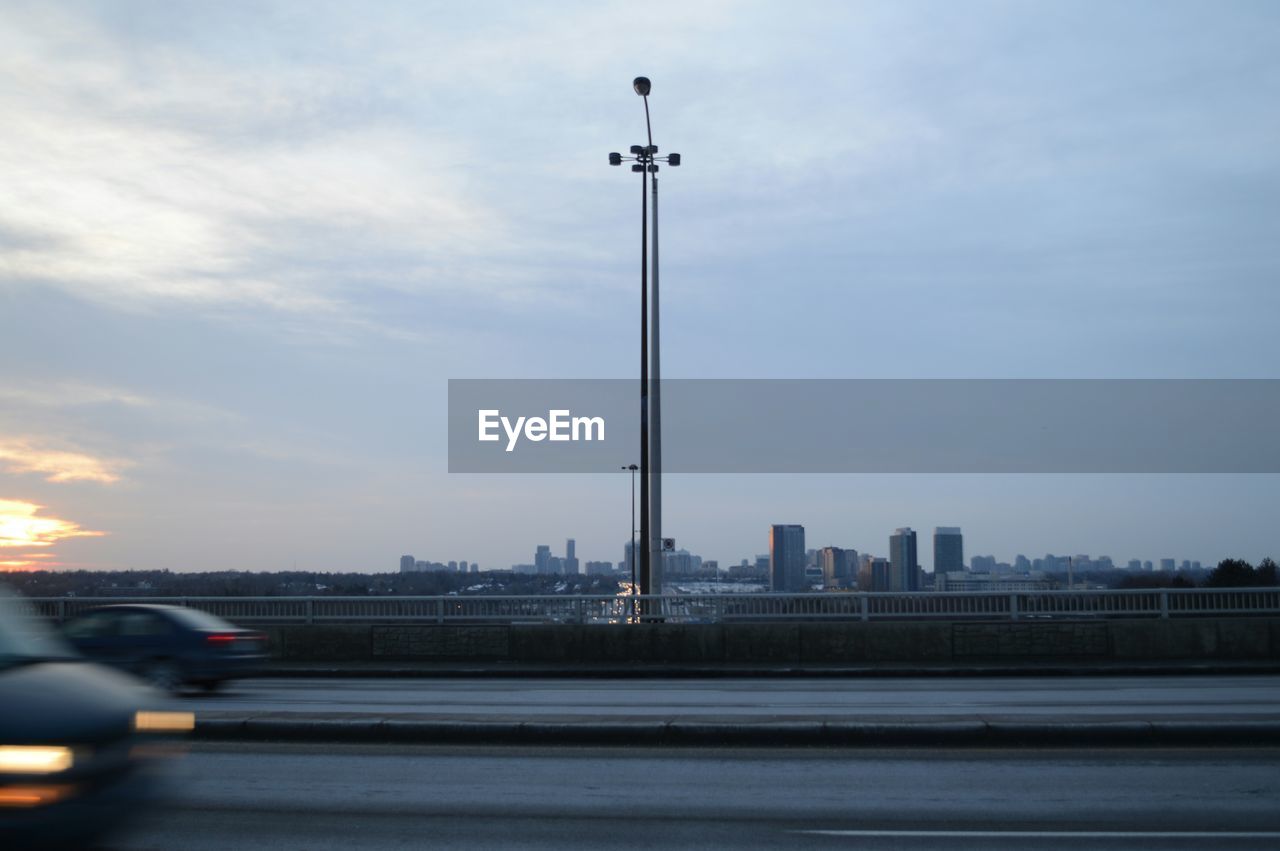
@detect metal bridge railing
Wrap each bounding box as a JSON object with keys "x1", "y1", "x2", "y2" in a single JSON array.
[{"x1": 20, "y1": 588, "x2": 1280, "y2": 626}]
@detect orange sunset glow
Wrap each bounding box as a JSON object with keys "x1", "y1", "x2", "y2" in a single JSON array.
[
  {"x1": 0, "y1": 499, "x2": 105, "y2": 570},
  {"x1": 0, "y1": 438, "x2": 122, "y2": 483}
]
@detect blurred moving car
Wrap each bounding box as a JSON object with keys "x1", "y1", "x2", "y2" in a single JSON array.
[
  {"x1": 61, "y1": 604, "x2": 267, "y2": 693},
  {"x1": 0, "y1": 588, "x2": 191, "y2": 848}
]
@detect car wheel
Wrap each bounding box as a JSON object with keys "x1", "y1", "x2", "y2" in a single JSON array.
[{"x1": 142, "y1": 660, "x2": 183, "y2": 693}]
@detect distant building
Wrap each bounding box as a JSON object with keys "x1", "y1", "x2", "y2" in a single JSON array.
[
  {"x1": 1128, "y1": 559, "x2": 1142, "y2": 571},
  {"x1": 399, "y1": 555, "x2": 416, "y2": 573},
  {"x1": 869, "y1": 557, "x2": 892, "y2": 591},
  {"x1": 623, "y1": 540, "x2": 637, "y2": 579},
  {"x1": 936, "y1": 573, "x2": 1050, "y2": 592},
  {"x1": 770, "y1": 524, "x2": 806, "y2": 592},
  {"x1": 933, "y1": 527, "x2": 963, "y2": 574},
  {"x1": 819, "y1": 546, "x2": 854, "y2": 589},
  {"x1": 1160, "y1": 558, "x2": 1176, "y2": 572},
  {"x1": 585, "y1": 561, "x2": 614, "y2": 576},
  {"x1": 889, "y1": 528, "x2": 919, "y2": 591},
  {"x1": 535, "y1": 545, "x2": 551, "y2": 574},
  {"x1": 565, "y1": 539, "x2": 579, "y2": 575},
  {"x1": 971, "y1": 554, "x2": 997, "y2": 573}
]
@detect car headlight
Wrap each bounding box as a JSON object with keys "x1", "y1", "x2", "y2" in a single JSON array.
[
  {"x1": 0, "y1": 746, "x2": 73, "y2": 774},
  {"x1": 133, "y1": 711, "x2": 195, "y2": 733}
]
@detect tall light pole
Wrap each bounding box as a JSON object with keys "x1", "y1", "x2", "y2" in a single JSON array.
[
  {"x1": 609, "y1": 76, "x2": 679, "y2": 599},
  {"x1": 621, "y1": 464, "x2": 638, "y2": 595}
]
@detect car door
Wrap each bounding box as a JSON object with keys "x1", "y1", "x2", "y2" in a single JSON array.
[
  {"x1": 114, "y1": 610, "x2": 177, "y2": 673},
  {"x1": 62, "y1": 609, "x2": 125, "y2": 666}
]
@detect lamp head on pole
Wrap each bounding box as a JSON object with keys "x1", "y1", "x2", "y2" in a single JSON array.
[{"x1": 632, "y1": 76, "x2": 651, "y2": 96}]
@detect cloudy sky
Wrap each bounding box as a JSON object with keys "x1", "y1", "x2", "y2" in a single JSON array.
[{"x1": 1, "y1": 0, "x2": 1277, "y2": 574}]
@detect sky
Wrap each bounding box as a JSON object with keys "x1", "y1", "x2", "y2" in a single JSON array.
[{"x1": 1, "y1": 0, "x2": 1278, "y2": 574}]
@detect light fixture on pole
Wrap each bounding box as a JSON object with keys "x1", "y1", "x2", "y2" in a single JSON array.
[{"x1": 607, "y1": 77, "x2": 680, "y2": 602}]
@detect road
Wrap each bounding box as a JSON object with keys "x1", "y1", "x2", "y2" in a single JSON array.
[
  {"x1": 182, "y1": 674, "x2": 1280, "y2": 724},
  {"x1": 112, "y1": 743, "x2": 1280, "y2": 850}
]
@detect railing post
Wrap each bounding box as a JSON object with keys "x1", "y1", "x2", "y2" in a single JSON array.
[
  {"x1": 436, "y1": 597, "x2": 444, "y2": 625},
  {"x1": 859, "y1": 594, "x2": 869, "y2": 622},
  {"x1": 1009, "y1": 593, "x2": 1019, "y2": 621},
  {"x1": 1159, "y1": 590, "x2": 1169, "y2": 619},
  {"x1": 305, "y1": 598, "x2": 314, "y2": 625},
  {"x1": 56, "y1": 599, "x2": 65, "y2": 622}
]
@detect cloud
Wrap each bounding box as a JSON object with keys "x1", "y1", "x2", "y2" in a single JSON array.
[
  {"x1": 0, "y1": 499, "x2": 106, "y2": 550},
  {"x1": 0, "y1": 438, "x2": 125, "y2": 483},
  {"x1": 0, "y1": 5, "x2": 507, "y2": 331}
]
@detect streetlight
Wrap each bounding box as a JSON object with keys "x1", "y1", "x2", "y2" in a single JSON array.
[
  {"x1": 621, "y1": 464, "x2": 638, "y2": 596},
  {"x1": 608, "y1": 76, "x2": 680, "y2": 603}
]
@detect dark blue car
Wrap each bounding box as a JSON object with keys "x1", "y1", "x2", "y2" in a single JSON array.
[
  {"x1": 61, "y1": 604, "x2": 267, "y2": 693},
  {"x1": 0, "y1": 589, "x2": 189, "y2": 847}
]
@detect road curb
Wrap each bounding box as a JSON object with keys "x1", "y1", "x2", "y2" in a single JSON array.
[
  {"x1": 192, "y1": 716, "x2": 1280, "y2": 747},
  {"x1": 254, "y1": 663, "x2": 1280, "y2": 679}
]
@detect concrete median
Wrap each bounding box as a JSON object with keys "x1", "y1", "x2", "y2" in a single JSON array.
[{"x1": 190, "y1": 711, "x2": 1280, "y2": 747}]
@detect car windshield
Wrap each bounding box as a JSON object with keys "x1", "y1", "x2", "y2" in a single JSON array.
[
  {"x1": 164, "y1": 607, "x2": 237, "y2": 631},
  {"x1": 0, "y1": 588, "x2": 77, "y2": 669}
]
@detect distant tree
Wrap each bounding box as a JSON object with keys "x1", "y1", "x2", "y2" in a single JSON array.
[
  {"x1": 1205, "y1": 558, "x2": 1256, "y2": 588},
  {"x1": 1257, "y1": 558, "x2": 1278, "y2": 587}
]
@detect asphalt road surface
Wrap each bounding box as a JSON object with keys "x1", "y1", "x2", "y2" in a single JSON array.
[
  {"x1": 110, "y1": 743, "x2": 1280, "y2": 850},
  {"x1": 182, "y1": 674, "x2": 1280, "y2": 724}
]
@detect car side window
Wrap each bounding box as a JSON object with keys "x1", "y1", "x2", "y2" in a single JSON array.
[
  {"x1": 119, "y1": 612, "x2": 171, "y2": 637},
  {"x1": 63, "y1": 611, "x2": 120, "y2": 639}
]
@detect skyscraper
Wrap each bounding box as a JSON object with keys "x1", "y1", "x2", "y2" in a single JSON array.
[
  {"x1": 535, "y1": 545, "x2": 551, "y2": 574},
  {"x1": 399, "y1": 555, "x2": 415, "y2": 573},
  {"x1": 565, "y1": 539, "x2": 579, "y2": 575},
  {"x1": 889, "y1": 527, "x2": 919, "y2": 591},
  {"x1": 933, "y1": 527, "x2": 963, "y2": 574},
  {"x1": 819, "y1": 546, "x2": 855, "y2": 588},
  {"x1": 770, "y1": 524, "x2": 806, "y2": 592}
]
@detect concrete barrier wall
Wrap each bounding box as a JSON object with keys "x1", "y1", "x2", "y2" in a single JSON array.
[{"x1": 260, "y1": 618, "x2": 1280, "y2": 665}]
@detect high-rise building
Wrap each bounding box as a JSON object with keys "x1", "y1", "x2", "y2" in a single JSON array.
[
  {"x1": 770, "y1": 524, "x2": 806, "y2": 592},
  {"x1": 623, "y1": 540, "x2": 638, "y2": 582},
  {"x1": 565, "y1": 539, "x2": 579, "y2": 575},
  {"x1": 889, "y1": 527, "x2": 919, "y2": 591},
  {"x1": 1160, "y1": 558, "x2": 1176, "y2": 572},
  {"x1": 869, "y1": 557, "x2": 891, "y2": 591},
  {"x1": 535, "y1": 545, "x2": 551, "y2": 574},
  {"x1": 819, "y1": 546, "x2": 855, "y2": 588},
  {"x1": 933, "y1": 527, "x2": 963, "y2": 574},
  {"x1": 399, "y1": 555, "x2": 415, "y2": 573}
]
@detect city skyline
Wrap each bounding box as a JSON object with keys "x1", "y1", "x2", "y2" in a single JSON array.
[{"x1": 393, "y1": 521, "x2": 1231, "y2": 581}]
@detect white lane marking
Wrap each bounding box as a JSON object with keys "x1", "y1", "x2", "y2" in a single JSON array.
[{"x1": 795, "y1": 830, "x2": 1280, "y2": 839}]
